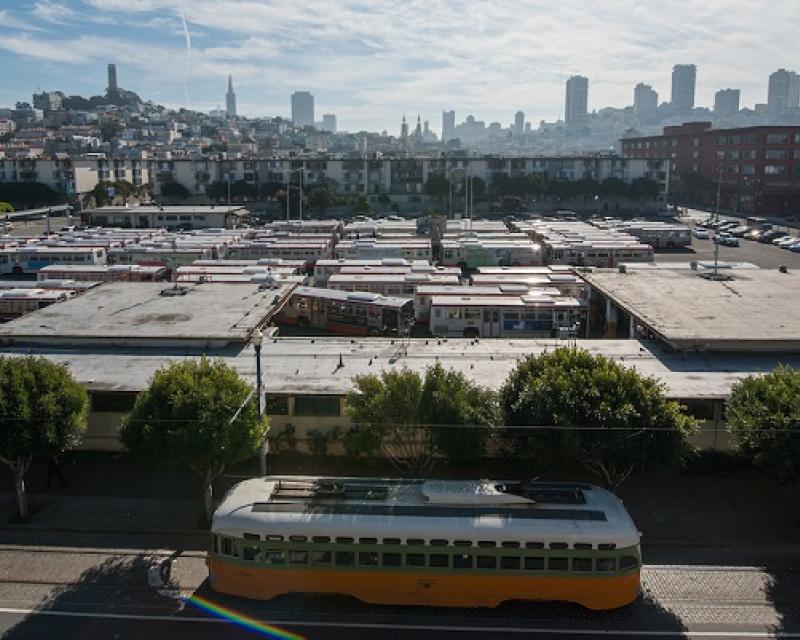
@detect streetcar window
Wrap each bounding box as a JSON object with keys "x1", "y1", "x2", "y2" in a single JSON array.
[
  {"x1": 243, "y1": 533, "x2": 261, "y2": 541},
  {"x1": 501, "y1": 556, "x2": 521, "y2": 570},
  {"x1": 548, "y1": 557, "x2": 568, "y2": 571},
  {"x1": 311, "y1": 550, "x2": 332, "y2": 564},
  {"x1": 407, "y1": 538, "x2": 425, "y2": 546},
  {"x1": 477, "y1": 556, "x2": 496, "y2": 569},
  {"x1": 619, "y1": 555, "x2": 639, "y2": 570},
  {"x1": 359, "y1": 538, "x2": 377, "y2": 545},
  {"x1": 336, "y1": 537, "x2": 354, "y2": 544},
  {"x1": 312, "y1": 536, "x2": 330, "y2": 543},
  {"x1": 265, "y1": 550, "x2": 285, "y2": 564},
  {"x1": 574, "y1": 543, "x2": 592, "y2": 550},
  {"x1": 429, "y1": 554, "x2": 449, "y2": 568},
  {"x1": 524, "y1": 557, "x2": 544, "y2": 570},
  {"x1": 221, "y1": 537, "x2": 234, "y2": 556},
  {"x1": 382, "y1": 538, "x2": 401, "y2": 545},
  {"x1": 289, "y1": 551, "x2": 308, "y2": 565},
  {"x1": 501, "y1": 541, "x2": 520, "y2": 549},
  {"x1": 212, "y1": 535, "x2": 218, "y2": 554},
  {"x1": 382, "y1": 553, "x2": 402, "y2": 567},
  {"x1": 453, "y1": 554, "x2": 473, "y2": 569},
  {"x1": 430, "y1": 539, "x2": 448, "y2": 546},
  {"x1": 599, "y1": 543, "x2": 617, "y2": 550},
  {"x1": 243, "y1": 546, "x2": 261, "y2": 562},
  {"x1": 525, "y1": 542, "x2": 545, "y2": 549},
  {"x1": 359, "y1": 552, "x2": 379, "y2": 566},
  {"x1": 572, "y1": 558, "x2": 593, "y2": 572},
  {"x1": 289, "y1": 535, "x2": 307, "y2": 543},
  {"x1": 596, "y1": 558, "x2": 616, "y2": 572},
  {"x1": 477, "y1": 541, "x2": 495, "y2": 548},
  {"x1": 549, "y1": 542, "x2": 568, "y2": 550},
  {"x1": 335, "y1": 551, "x2": 355, "y2": 566},
  {"x1": 453, "y1": 540, "x2": 472, "y2": 547},
  {"x1": 405, "y1": 553, "x2": 424, "y2": 567},
  {"x1": 266, "y1": 535, "x2": 284, "y2": 542}
]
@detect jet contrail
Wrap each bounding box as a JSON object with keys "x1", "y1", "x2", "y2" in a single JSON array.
[{"x1": 176, "y1": 0, "x2": 192, "y2": 109}]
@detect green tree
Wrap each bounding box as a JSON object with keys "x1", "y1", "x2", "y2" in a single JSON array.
[
  {"x1": 98, "y1": 119, "x2": 122, "y2": 142},
  {"x1": 307, "y1": 184, "x2": 339, "y2": 212},
  {"x1": 419, "y1": 364, "x2": 499, "y2": 463},
  {"x1": 628, "y1": 177, "x2": 660, "y2": 199},
  {"x1": 230, "y1": 180, "x2": 257, "y2": 201},
  {"x1": 206, "y1": 181, "x2": 229, "y2": 202},
  {"x1": 0, "y1": 356, "x2": 88, "y2": 519},
  {"x1": 259, "y1": 181, "x2": 284, "y2": 199},
  {"x1": 599, "y1": 177, "x2": 629, "y2": 197},
  {"x1": 726, "y1": 366, "x2": 800, "y2": 483},
  {"x1": 500, "y1": 348, "x2": 695, "y2": 490},
  {"x1": 0, "y1": 202, "x2": 14, "y2": 214},
  {"x1": 423, "y1": 173, "x2": 450, "y2": 198},
  {"x1": 353, "y1": 193, "x2": 371, "y2": 214},
  {"x1": 120, "y1": 358, "x2": 268, "y2": 521},
  {"x1": 346, "y1": 366, "x2": 498, "y2": 472},
  {"x1": 0, "y1": 182, "x2": 61, "y2": 208},
  {"x1": 160, "y1": 181, "x2": 190, "y2": 200}
]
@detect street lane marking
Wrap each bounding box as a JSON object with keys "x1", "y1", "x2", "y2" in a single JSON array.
[{"x1": 1, "y1": 607, "x2": 799, "y2": 637}]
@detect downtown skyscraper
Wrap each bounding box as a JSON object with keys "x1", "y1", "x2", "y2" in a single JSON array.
[{"x1": 565, "y1": 76, "x2": 589, "y2": 130}]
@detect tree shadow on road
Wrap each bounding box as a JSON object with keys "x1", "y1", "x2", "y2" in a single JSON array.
[
  {"x1": 1, "y1": 554, "x2": 184, "y2": 640},
  {"x1": 764, "y1": 557, "x2": 800, "y2": 636}
]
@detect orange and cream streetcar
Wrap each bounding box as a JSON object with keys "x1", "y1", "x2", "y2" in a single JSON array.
[{"x1": 208, "y1": 476, "x2": 641, "y2": 610}]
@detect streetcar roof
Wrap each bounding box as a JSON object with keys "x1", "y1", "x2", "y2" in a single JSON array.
[{"x1": 212, "y1": 476, "x2": 640, "y2": 548}]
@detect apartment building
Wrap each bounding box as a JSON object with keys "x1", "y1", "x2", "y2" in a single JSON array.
[{"x1": 621, "y1": 122, "x2": 800, "y2": 214}]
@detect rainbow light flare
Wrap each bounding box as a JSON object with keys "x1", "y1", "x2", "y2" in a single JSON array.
[{"x1": 184, "y1": 593, "x2": 306, "y2": 640}]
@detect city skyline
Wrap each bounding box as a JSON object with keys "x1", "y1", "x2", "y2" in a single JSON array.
[{"x1": 0, "y1": 0, "x2": 797, "y2": 133}]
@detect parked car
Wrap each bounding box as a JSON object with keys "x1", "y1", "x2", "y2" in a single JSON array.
[
  {"x1": 772, "y1": 235, "x2": 793, "y2": 245},
  {"x1": 727, "y1": 225, "x2": 750, "y2": 237},
  {"x1": 693, "y1": 228, "x2": 710, "y2": 239},
  {"x1": 757, "y1": 230, "x2": 782, "y2": 243},
  {"x1": 789, "y1": 242, "x2": 800, "y2": 253},
  {"x1": 778, "y1": 236, "x2": 800, "y2": 248},
  {"x1": 715, "y1": 233, "x2": 740, "y2": 247}
]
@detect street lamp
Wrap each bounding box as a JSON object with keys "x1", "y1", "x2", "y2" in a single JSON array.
[{"x1": 252, "y1": 327, "x2": 267, "y2": 477}]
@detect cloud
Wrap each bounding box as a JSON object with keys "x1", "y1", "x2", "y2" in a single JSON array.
[
  {"x1": 3, "y1": 0, "x2": 799, "y2": 131},
  {"x1": 32, "y1": 1, "x2": 79, "y2": 23},
  {"x1": 0, "y1": 9, "x2": 47, "y2": 31}
]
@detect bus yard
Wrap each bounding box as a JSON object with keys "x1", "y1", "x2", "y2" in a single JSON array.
[
  {"x1": 2, "y1": 210, "x2": 800, "y2": 639},
  {"x1": 0, "y1": 208, "x2": 799, "y2": 455}
]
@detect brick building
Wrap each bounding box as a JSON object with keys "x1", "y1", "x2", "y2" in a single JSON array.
[{"x1": 621, "y1": 122, "x2": 800, "y2": 216}]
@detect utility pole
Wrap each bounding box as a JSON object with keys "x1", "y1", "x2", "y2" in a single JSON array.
[
  {"x1": 285, "y1": 170, "x2": 290, "y2": 223},
  {"x1": 298, "y1": 164, "x2": 304, "y2": 222},
  {"x1": 713, "y1": 166, "x2": 723, "y2": 278}
]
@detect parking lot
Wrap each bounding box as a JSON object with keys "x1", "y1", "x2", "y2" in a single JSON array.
[{"x1": 657, "y1": 215, "x2": 800, "y2": 270}]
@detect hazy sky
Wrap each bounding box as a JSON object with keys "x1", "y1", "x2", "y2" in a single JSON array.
[{"x1": 0, "y1": 0, "x2": 796, "y2": 133}]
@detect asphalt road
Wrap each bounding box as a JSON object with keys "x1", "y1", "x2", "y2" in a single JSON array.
[{"x1": 1, "y1": 542, "x2": 799, "y2": 639}]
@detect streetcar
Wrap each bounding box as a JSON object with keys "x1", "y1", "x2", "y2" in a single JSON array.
[{"x1": 208, "y1": 476, "x2": 641, "y2": 610}]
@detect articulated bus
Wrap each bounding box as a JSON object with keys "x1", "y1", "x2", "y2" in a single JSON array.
[
  {"x1": 0, "y1": 246, "x2": 107, "y2": 274},
  {"x1": 209, "y1": 476, "x2": 642, "y2": 610},
  {"x1": 275, "y1": 286, "x2": 413, "y2": 336},
  {"x1": 107, "y1": 246, "x2": 214, "y2": 273},
  {"x1": 414, "y1": 284, "x2": 561, "y2": 322},
  {"x1": 429, "y1": 294, "x2": 586, "y2": 338},
  {"x1": 36, "y1": 264, "x2": 166, "y2": 282},
  {"x1": 0, "y1": 288, "x2": 72, "y2": 320},
  {"x1": 440, "y1": 239, "x2": 543, "y2": 269},
  {"x1": 313, "y1": 258, "x2": 443, "y2": 286}
]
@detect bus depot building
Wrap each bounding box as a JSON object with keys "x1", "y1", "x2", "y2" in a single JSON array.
[
  {"x1": 0, "y1": 333, "x2": 796, "y2": 454},
  {"x1": 582, "y1": 267, "x2": 800, "y2": 352}
]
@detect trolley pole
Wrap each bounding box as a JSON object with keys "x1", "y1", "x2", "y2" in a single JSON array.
[{"x1": 252, "y1": 328, "x2": 267, "y2": 477}]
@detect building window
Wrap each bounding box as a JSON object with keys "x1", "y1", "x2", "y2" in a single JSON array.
[
  {"x1": 743, "y1": 149, "x2": 757, "y2": 160},
  {"x1": 266, "y1": 396, "x2": 289, "y2": 415},
  {"x1": 728, "y1": 135, "x2": 741, "y2": 144},
  {"x1": 293, "y1": 395, "x2": 341, "y2": 417},
  {"x1": 766, "y1": 133, "x2": 789, "y2": 144},
  {"x1": 764, "y1": 165, "x2": 787, "y2": 175},
  {"x1": 692, "y1": 138, "x2": 700, "y2": 147},
  {"x1": 715, "y1": 151, "x2": 725, "y2": 160},
  {"x1": 715, "y1": 136, "x2": 727, "y2": 145},
  {"x1": 742, "y1": 164, "x2": 756, "y2": 175},
  {"x1": 727, "y1": 150, "x2": 740, "y2": 160},
  {"x1": 766, "y1": 149, "x2": 788, "y2": 160}
]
